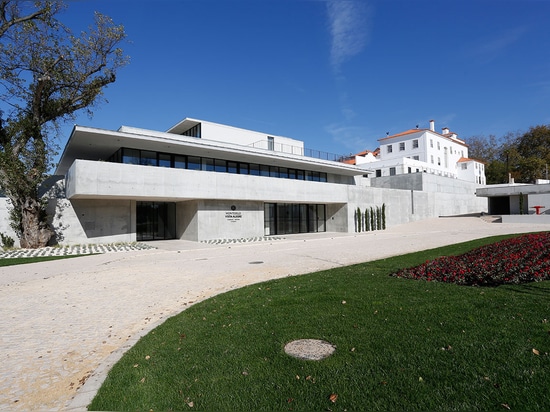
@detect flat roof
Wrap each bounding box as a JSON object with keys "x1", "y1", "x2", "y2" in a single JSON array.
[
  {"x1": 55, "y1": 125, "x2": 365, "y2": 177},
  {"x1": 476, "y1": 183, "x2": 550, "y2": 197}
]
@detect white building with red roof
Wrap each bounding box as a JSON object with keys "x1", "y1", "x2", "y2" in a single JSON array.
[{"x1": 351, "y1": 120, "x2": 486, "y2": 184}]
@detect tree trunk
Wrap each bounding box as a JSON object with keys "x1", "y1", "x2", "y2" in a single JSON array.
[{"x1": 19, "y1": 197, "x2": 52, "y2": 249}]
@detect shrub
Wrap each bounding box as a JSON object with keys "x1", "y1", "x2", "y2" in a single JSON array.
[
  {"x1": 391, "y1": 232, "x2": 550, "y2": 286},
  {"x1": 0, "y1": 232, "x2": 15, "y2": 249}
]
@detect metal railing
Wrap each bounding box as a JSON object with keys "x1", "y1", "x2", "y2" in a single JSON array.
[{"x1": 249, "y1": 140, "x2": 349, "y2": 163}]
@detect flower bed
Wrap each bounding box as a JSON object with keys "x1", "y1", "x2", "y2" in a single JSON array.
[{"x1": 391, "y1": 232, "x2": 550, "y2": 286}]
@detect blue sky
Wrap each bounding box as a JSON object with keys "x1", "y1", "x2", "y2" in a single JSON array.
[{"x1": 58, "y1": 0, "x2": 550, "y2": 158}]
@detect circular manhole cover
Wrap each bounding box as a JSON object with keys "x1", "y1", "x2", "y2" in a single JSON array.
[{"x1": 284, "y1": 339, "x2": 336, "y2": 361}]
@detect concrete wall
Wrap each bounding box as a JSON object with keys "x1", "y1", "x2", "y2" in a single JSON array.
[
  {"x1": 66, "y1": 160, "x2": 352, "y2": 204},
  {"x1": 195, "y1": 200, "x2": 264, "y2": 241},
  {"x1": 0, "y1": 164, "x2": 488, "y2": 246},
  {"x1": 370, "y1": 172, "x2": 483, "y2": 195},
  {"x1": 502, "y1": 215, "x2": 550, "y2": 224},
  {"x1": 200, "y1": 120, "x2": 304, "y2": 152}
]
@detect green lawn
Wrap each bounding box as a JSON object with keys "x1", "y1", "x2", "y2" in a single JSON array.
[
  {"x1": 89, "y1": 234, "x2": 550, "y2": 411},
  {"x1": 0, "y1": 254, "x2": 84, "y2": 266}
]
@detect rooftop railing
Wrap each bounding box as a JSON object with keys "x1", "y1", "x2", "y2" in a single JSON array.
[{"x1": 249, "y1": 140, "x2": 350, "y2": 163}]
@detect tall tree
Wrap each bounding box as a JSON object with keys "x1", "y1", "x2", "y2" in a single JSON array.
[
  {"x1": 0, "y1": 0, "x2": 127, "y2": 248},
  {"x1": 465, "y1": 134, "x2": 509, "y2": 184},
  {"x1": 515, "y1": 125, "x2": 550, "y2": 182}
]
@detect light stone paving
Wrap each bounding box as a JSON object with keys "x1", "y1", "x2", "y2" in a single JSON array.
[
  {"x1": 0, "y1": 217, "x2": 549, "y2": 411},
  {"x1": 0, "y1": 243, "x2": 155, "y2": 259}
]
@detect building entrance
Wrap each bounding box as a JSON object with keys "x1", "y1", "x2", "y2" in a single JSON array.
[
  {"x1": 264, "y1": 203, "x2": 326, "y2": 236},
  {"x1": 136, "y1": 202, "x2": 176, "y2": 241}
]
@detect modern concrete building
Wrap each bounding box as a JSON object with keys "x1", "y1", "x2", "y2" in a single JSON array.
[
  {"x1": 476, "y1": 180, "x2": 550, "y2": 223},
  {"x1": 0, "y1": 118, "x2": 488, "y2": 246},
  {"x1": 350, "y1": 120, "x2": 486, "y2": 185}
]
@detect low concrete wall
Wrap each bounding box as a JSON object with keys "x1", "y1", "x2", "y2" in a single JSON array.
[{"x1": 501, "y1": 215, "x2": 550, "y2": 224}]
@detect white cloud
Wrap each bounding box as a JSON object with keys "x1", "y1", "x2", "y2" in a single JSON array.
[
  {"x1": 467, "y1": 26, "x2": 526, "y2": 64},
  {"x1": 326, "y1": 0, "x2": 370, "y2": 72},
  {"x1": 325, "y1": 122, "x2": 373, "y2": 152}
]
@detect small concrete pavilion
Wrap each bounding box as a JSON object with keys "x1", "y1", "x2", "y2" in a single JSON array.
[{"x1": 476, "y1": 182, "x2": 550, "y2": 223}]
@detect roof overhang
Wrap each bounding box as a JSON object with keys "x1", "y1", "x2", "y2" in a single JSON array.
[
  {"x1": 476, "y1": 183, "x2": 550, "y2": 197},
  {"x1": 55, "y1": 125, "x2": 365, "y2": 177}
]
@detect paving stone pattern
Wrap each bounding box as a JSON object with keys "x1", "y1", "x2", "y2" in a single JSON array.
[{"x1": 0, "y1": 243, "x2": 155, "y2": 259}]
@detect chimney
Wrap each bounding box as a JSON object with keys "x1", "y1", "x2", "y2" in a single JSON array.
[
  {"x1": 442, "y1": 127, "x2": 450, "y2": 135},
  {"x1": 429, "y1": 120, "x2": 435, "y2": 131}
]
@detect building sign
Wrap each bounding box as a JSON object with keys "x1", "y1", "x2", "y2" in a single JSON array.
[{"x1": 225, "y1": 206, "x2": 242, "y2": 222}]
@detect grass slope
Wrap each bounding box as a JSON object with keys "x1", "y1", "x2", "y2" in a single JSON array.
[
  {"x1": 89, "y1": 235, "x2": 550, "y2": 411},
  {"x1": 0, "y1": 254, "x2": 83, "y2": 266}
]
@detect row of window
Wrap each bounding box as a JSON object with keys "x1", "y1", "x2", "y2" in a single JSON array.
[
  {"x1": 387, "y1": 139, "x2": 419, "y2": 153},
  {"x1": 107, "y1": 148, "x2": 328, "y2": 182}
]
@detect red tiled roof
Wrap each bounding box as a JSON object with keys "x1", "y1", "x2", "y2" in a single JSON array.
[
  {"x1": 458, "y1": 157, "x2": 485, "y2": 164},
  {"x1": 378, "y1": 129, "x2": 425, "y2": 141}
]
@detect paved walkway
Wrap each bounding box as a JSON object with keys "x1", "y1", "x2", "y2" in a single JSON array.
[{"x1": 0, "y1": 217, "x2": 548, "y2": 411}]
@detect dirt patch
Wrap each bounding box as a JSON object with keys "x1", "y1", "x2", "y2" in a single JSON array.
[{"x1": 284, "y1": 339, "x2": 336, "y2": 361}]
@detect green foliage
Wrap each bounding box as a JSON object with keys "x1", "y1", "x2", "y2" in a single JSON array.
[
  {"x1": 519, "y1": 192, "x2": 524, "y2": 215},
  {"x1": 466, "y1": 125, "x2": 550, "y2": 184},
  {"x1": 364, "y1": 208, "x2": 370, "y2": 231},
  {"x1": 89, "y1": 234, "x2": 550, "y2": 411},
  {"x1": 370, "y1": 206, "x2": 375, "y2": 230},
  {"x1": 381, "y1": 203, "x2": 386, "y2": 229},
  {"x1": 356, "y1": 207, "x2": 362, "y2": 232},
  {"x1": 0, "y1": 0, "x2": 128, "y2": 248},
  {"x1": 0, "y1": 232, "x2": 14, "y2": 248}
]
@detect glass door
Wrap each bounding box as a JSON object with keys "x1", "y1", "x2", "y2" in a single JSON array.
[{"x1": 136, "y1": 202, "x2": 176, "y2": 241}]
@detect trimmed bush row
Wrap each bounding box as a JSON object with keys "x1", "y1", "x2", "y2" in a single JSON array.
[{"x1": 391, "y1": 232, "x2": 550, "y2": 286}]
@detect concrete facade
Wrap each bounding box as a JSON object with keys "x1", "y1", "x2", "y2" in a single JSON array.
[
  {"x1": 0, "y1": 118, "x2": 489, "y2": 246},
  {"x1": 476, "y1": 182, "x2": 550, "y2": 220}
]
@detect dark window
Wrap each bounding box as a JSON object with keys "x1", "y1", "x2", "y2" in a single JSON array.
[
  {"x1": 238, "y1": 163, "x2": 249, "y2": 174},
  {"x1": 181, "y1": 123, "x2": 201, "y2": 138},
  {"x1": 214, "y1": 159, "x2": 227, "y2": 173},
  {"x1": 122, "y1": 148, "x2": 140, "y2": 165},
  {"x1": 227, "y1": 161, "x2": 238, "y2": 174},
  {"x1": 267, "y1": 136, "x2": 275, "y2": 150},
  {"x1": 264, "y1": 203, "x2": 326, "y2": 236},
  {"x1": 376, "y1": 169, "x2": 382, "y2": 177},
  {"x1": 202, "y1": 158, "x2": 214, "y2": 171},
  {"x1": 109, "y1": 147, "x2": 333, "y2": 185},
  {"x1": 158, "y1": 153, "x2": 172, "y2": 168},
  {"x1": 174, "y1": 155, "x2": 186, "y2": 169},
  {"x1": 140, "y1": 151, "x2": 157, "y2": 166},
  {"x1": 389, "y1": 167, "x2": 396, "y2": 176},
  {"x1": 187, "y1": 156, "x2": 201, "y2": 170}
]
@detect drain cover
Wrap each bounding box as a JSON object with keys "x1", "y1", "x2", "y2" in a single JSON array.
[{"x1": 284, "y1": 339, "x2": 336, "y2": 361}]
